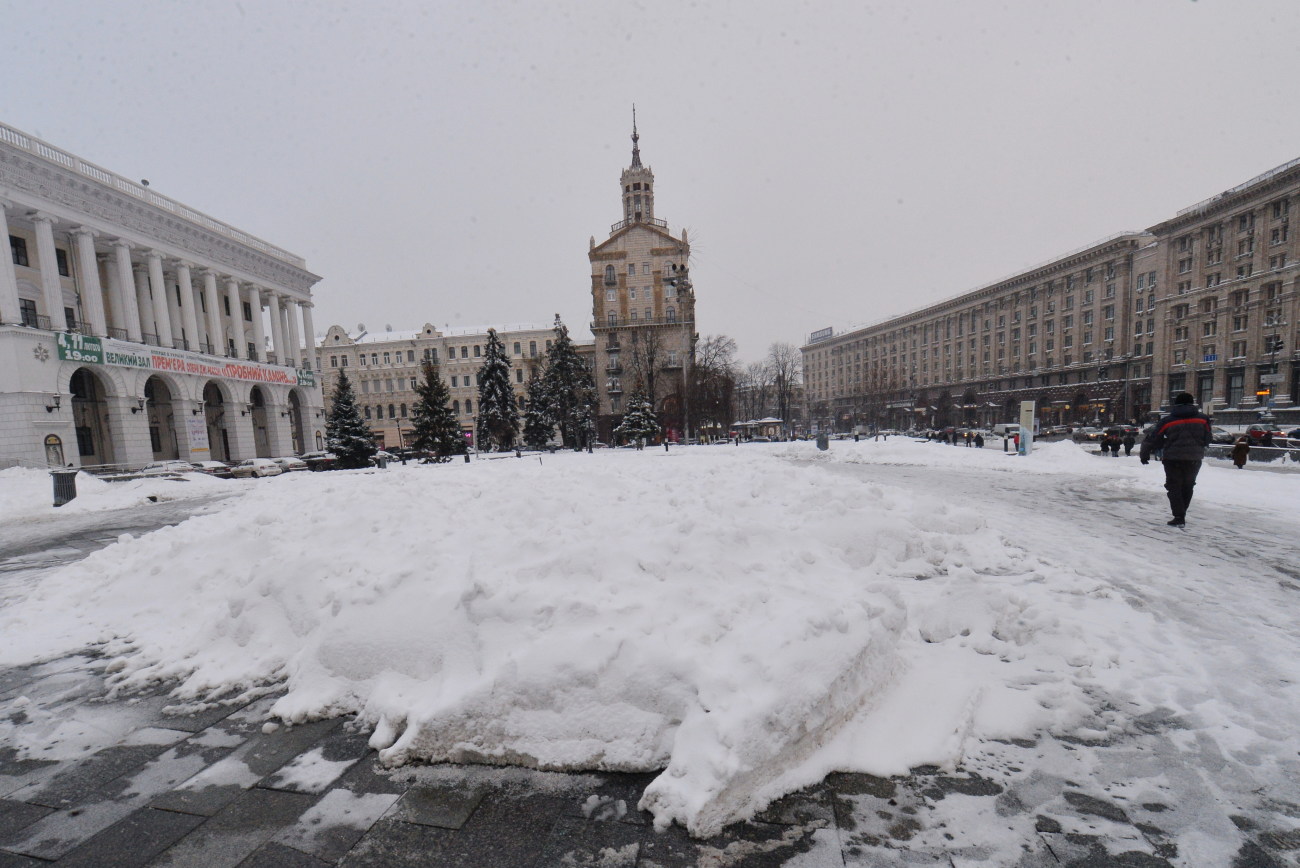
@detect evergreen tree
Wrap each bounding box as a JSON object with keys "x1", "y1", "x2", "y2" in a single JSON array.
[
  {"x1": 541, "y1": 316, "x2": 598, "y2": 450},
  {"x1": 474, "y1": 329, "x2": 520, "y2": 451},
  {"x1": 614, "y1": 383, "x2": 661, "y2": 444},
  {"x1": 410, "y1": 359, "x2": 465, "y2": 461},
  {"x1": 325, "y1": 370, "x2": 378, "y2": 469},
  {"x1": 522, "y1": 369, "x2": 554, "y2": 450}
]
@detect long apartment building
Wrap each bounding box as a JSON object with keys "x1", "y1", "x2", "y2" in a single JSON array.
[
  {"x1": 805, "y1": 156, "x2": 1300, "y2": 432},
  {"x1": 316, "y1": 323, "x2": 592, "y2": 449},
  {"x1": 0, "y1": 122, "x2": 323, "y2": 470}
]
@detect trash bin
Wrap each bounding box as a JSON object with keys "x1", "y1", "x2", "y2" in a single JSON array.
[
  {"x1": 51, "y1": 469, "x2": 78, "y2": 507},
  {"x1": 816, "y1": 433, "x2": 830, "y2": 451},
  {"x1": 374, "y1": 456, "x2": 387, "y2": 469}
]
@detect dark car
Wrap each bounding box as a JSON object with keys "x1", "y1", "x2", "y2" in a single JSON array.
[{"x1": 301, "y1": 451, "x2": 338, "y2": 471}]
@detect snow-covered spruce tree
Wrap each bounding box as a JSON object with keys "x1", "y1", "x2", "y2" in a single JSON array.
[
  {"x1": 541, "y1": 316, "x2": 597, "y2": 450},
  {"x1": 474, "y1": 329, "x2": 519, "y2": 451},
  {"x1": 614, "y1": 384, "x2": 661, "y2": 444},
  {"x1": 410, "y1": 359, "x2": 465, "y2": 461},
  {"x1": 325, "y1": 370, "x2": 378, "y2": 469},
  {"x1": 522, "y1": 369, "x2": 554, "y2": 450}
]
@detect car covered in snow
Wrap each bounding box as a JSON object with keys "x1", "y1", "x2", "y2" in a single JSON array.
[
  {"x1": 301, "y1": 451, "x2": 338, "y2": 471},
  {"x1": 230, "y1": 458, "x2": 283, "y2": 478},
  {"x1": 270, "y1": 456, "x2": 308, "y2": 473},
  {"x1": 192, "y1": 460, "x2": 234, "y2": 478},
  {"x1": 140, "y1": 460, "x2": 199, "y2": 476}
]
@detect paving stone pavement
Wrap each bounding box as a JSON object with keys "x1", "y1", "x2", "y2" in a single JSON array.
[{"x1": 3, "y1": 657, "x2": 1298, "y2": 867}]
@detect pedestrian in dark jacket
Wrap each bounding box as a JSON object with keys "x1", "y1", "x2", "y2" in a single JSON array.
[
  {"x1": 1231, "y1": 437, "x2": 1250, "y2": 469},
  {"x1": 1122, "y1": 432, "x2": 1136, "y2": 456},
  {"x1": 974, "y1": 433, "x2": 984, "y2": 448},
  {"x1": 1139, "y1": 393, "x2": 1213, "y2": 527}
]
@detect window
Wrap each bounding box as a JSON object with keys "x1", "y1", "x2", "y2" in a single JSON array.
[
  {"x1": 361, "y1": 380, "x2": 370, "y2": 394},
  {"x1": 666, "y1": 308, "x2": 676, "y2": 322},
  {"x1": 340, "y1": 356, "x2": 348, "y2": 366},
  {"x1": 629, "y1": 286, "x2": 636, "y2": 300},
  {"x1": 400, "y1": 403, "x2": 407, "y2": 418},
  {"x1": 383, "y1": 352, "x2": 391, "y2": 365},
  {"x1": 606, "y1": 288, "x2": 616, "y2": 302},
  {"x1": 1231, "y1": 341, "x2": 1247, "y2": 359},
  {"x1": 1063, "y1": 315, "x2": 1074, "y2": 329},
  {"x1": 364, "y1": 406, "x2": 372, "y2": 419},
  {"x1": 408, "y1": 350, "x2": 415, "y2": 362},
  {"x1": 1178, "y1": 257, "x2": 1193, "y2": 274},
  {"x1": 1174, "y1": 326, "x2": 1189, "y2": 342},
  {"x1": 1104, "y1": 327, "x2": 1114, "y2": 342},
  {"x1": 607, "y1": 312, "x2": 617, "y2": 325},
  {"x1": 360, "y1": 354, "x2": 368, "y2": 365},
  {"x1": 627, "y1": 264, "x2": 636, "y2": 276},
  {"x1": 1083, "y1": 289, "x2": 1094, "y2": 305},
  {"x1": 1233, "y1": 315, "x2": 1248, "y2": 331},
  {"x1": 19, "y1": 297, "x2": 37, "y2": 327},
  {"x1": 1207, "y1": 273, "x2": 1222, "y2": 287},
  {"x1": 604, "y1": 265, "x2": 616, "y2": 285},
  {"x1": 516, "y1": 368, "x2": 523, "y2": 383},
  {"x1": 465, "y1": 399, "x2": 472, "y2": 413},
  {"x1": 461, "y1": 346, "x2": 468, "y2": 358},
  {"x1": 1271, "y1": 198, "x2": 1289, "y2": 219},
  {"x1": 665, "y1": 283, "x2": 676, "y2": 298},
  {"x1": 9, "y1": 236, "x2": 29, "y2": 267},
  {"x1": 452, "y1": 400, "x2": 460, "y2": 414},
  {"x1": 1173, "y1": 348, "x2": 1187, "y2": 364},
  {"x1": 330, "y1": 356, "x2": 337, "y2": 368},
  {"x1": 529, "y1": 341, "x2": 537, "y2": 357},
  {"x1": 388, "y1": 404, "x2": 395, "y2": 418},
  {"x1": 55, "y1": 249, "x2": 70, "y2": 277},
  {"x1": 451, "y1": 376, "x2": 458, "y2": 387},
  {"x1": 243, "y1": 301, "x2": 253, "y2": 322},
  {"x1": 513, "y1": 342, "x2": 521, "y2": 355}
]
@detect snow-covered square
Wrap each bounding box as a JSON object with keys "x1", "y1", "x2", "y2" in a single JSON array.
[{"x1": 3, "y1": 440, "x2": 1297, "y2": 862}]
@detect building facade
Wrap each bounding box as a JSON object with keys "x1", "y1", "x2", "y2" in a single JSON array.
[
  {"x1": 804, "y1": 155, "x2": 1300, "y2": 432},
  {"x1": 316, "y1": 323, "x2": 590, "y2": 449},
  {"x1": 0, "y1": 122, "x2": 323, "y2": 470},
  {"x1": 1147, "y1": 161, "x2": 1300, "y2": 423},
  {"x1": 588, "y1": 121, "x2": 697, "y2": 442}
]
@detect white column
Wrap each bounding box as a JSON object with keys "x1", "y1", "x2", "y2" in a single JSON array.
[
  {"x1": 301, "y1": 302, "x2": 317, "y2": 365},
  {"x1": 146, "y1": 251, "x2": 174, "y2": 347},
  {"x1": 71, "y1": 229, "x2": 107, "y2": 337},
  {"x1": 267, "y1": 290, "x2": 287, "y2": 364},
  {"x1": 201, "y1": 270, "x2": 222, "y2": 355},
  {"x1": 285, "y1": 298, "x2": 302, "y2": 368},
  {"x1": 0, "y1": 201, "x2": 22, "y2": 325},
  {"x1": 30, "y1": 213, "x2": 68, "y2": 330},
  {"x1": 249, "y1": 288, "x2": 267, "y2": 362},
  {"x1": 134, "y1": 265, "x2": 156, "y2": 341},
  {"x1": 99, "y1": 253, "x2": 125, "y2": 336},
  {"x1": 111, "y1": 241, "x2": 143, "y2": 342},
  {"x1": 175, "y1": 262, "x2": 200, "y2": 352},
  {"x1": 225, "y1": 278, "x2": 246, "y2": 357}
]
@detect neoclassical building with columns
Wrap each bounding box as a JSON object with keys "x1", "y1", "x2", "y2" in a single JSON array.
[{"x1": 0, "y1": 122, "x2": 323, "y2": 470}]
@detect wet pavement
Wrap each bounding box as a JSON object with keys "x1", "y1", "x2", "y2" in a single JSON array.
[{"x1": 2, "y1": 476, "x2": 1298, "y2": 866}]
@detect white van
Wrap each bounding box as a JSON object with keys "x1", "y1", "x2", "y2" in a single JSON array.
[{"x1": 992, "y1": 423, "x2": 1020, "y2": 437}]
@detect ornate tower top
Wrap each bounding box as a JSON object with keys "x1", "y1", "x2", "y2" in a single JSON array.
[{"x1": 619, "y1": 107, "x2": 655, "y2": 227}]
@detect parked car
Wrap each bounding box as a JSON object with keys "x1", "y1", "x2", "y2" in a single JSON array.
[
  {"x1": 1071, "y1": 427, "x2": 1104, "y2": 443},
  {"x1": 270, "y1": 456, "x2": 308, "y2": 473},
  {"x1": 1210, "y1": 426, "x2": 1237, "y2": 445},
  {"x1": 301, "y1": 451, "x2": 338, "y2": 471},
  {"x1": 192, "y1": 460, "x2": 234, "y2": 479},
  {"x1": 140, "y1": 460, "x2": 199, "y2": 476},
  {"x1": 230, "y1": 458, "x2": 284, "y2": 478}
]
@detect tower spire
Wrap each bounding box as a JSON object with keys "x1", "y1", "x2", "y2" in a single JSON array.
[{"x1": 630, "y1": 104, "x2": 642, "y2": 168}]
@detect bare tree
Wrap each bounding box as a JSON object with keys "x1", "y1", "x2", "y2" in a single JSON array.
[
  {"x1": 766, "y1": 342, "x2": 802, "y2": 437},
  {"x1": 629, "y1": 328, "x2": 664, "y2": 409},
  {"x1": 736, "y1": 360, "x2": 772, "y2": 422},
  {"x1": 689, "y1": 334, "x2": 737, "y2": 436}
]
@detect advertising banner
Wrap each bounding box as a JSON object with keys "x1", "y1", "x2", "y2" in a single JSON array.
[
  {"x1": 61, "y1": 335, "x2": 304, "y2": 386},
  {"x1": 186, "y1": 416, "x2": 211, "y2": 461}
]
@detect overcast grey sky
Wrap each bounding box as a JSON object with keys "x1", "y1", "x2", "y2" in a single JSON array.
[{"x1": 6, "y1": 0, "x2": 1300, "y2": 362}]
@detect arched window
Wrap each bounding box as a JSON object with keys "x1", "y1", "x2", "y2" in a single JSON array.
[
  {"x1": 400, "y1": 403, "x2": 407, "y2": 417},
  {"x1": 388, "y1": 404, "x2": 395, "y2": 418},
  {"x1": 376, "y1": 405, "x2": 383, "y2": 419},
  {"x1": 364, "y1": 406, "x2": 372, "y2": 419},
  {"x1": 453, "y1": 400, "x2": 460, "y2": 414},
  {"x1": 465, "y1": 399, "x2": 473, "y2": 413},
  {"x1": 604, "y1": 265, "x2": 615, "y2": 285},
  {"x1": 666, "y1": 308, "x2": 677, "y2": 323}
]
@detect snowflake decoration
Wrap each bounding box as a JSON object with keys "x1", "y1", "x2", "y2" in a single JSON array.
[{"x1": 33, "y1": 344, "x2": 50, "y2": 363}]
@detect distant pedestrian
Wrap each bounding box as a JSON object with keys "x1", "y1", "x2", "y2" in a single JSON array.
[
  {"x1": 1122, "y1": 432, "x2": 1136, "y2": 456},
  {"x1": 1231, "y1": 437, "x2": 1250, "y2": 469},
  {"x1": 974, "y1": 433, "x2": 984, "y2": 448},
  {"x1": 1140, "y1": 392, "x2": 1213, "y2": 528},
  {"x1": 1262, "y1": 430, "x2": 1274, "y2": 447}
]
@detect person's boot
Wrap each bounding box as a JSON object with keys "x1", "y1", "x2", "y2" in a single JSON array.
[{"x1": 1167, "y1": 516, "x2": 1185, "y2": 527}]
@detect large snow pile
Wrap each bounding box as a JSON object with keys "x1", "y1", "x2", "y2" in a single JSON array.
[
  {"x1": 0, "y1": 449, "x2": 1181, "y2": 835},
  {"x1": 0, "y1": 466, "x2": 232, "y2": 535}
]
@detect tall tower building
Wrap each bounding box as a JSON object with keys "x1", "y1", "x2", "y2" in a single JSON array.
[{"x1": 589, "y1": 115, "x2": 697, "y2": 441}]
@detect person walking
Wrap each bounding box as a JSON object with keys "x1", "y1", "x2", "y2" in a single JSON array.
[
  {"x1": 1140, "y1": 392, "x2": 1213, "y2": 527},
  {"x1": 1231, "y1": 436, "x2": 1250, "y2": 469},
  {"x1": 974, "y1": 433, "x2": 984, "y2": 448}
]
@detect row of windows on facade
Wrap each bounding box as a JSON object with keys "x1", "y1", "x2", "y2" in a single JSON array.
[
  {"x1": 602, "y1": 262, "x2": 684, "y2": 283},
  {"x1": 10, "y1": 236, "x2": 70, "y2": 275},
  {"x1": 1167, "y1": 369, "x2": 1286, "y2": 411},
  {"x1": 1169, "y1": 283, "x2": 1288, "y2": 317},
  {"x1": 1173, "y1": 198, "x2": 1292, "y2": 256},
  {"x1": 361, "y1": 394, "x2": 527, "y2": 421},
  {"x1": 328, "y1": 339, "x2": 553, "y2": 369},
  {"x1": 814, "y1": 362, "x2": 1160, "y2": 399},
  {"x1": 604, "y1": 286, "x2": 678, "y2": 301},
  {"x1": 604, "y1": 308, "x2": 679, "y2": 324},
  {"x1": 352, "y1": 367, "x2": 530, "y2": 395}
]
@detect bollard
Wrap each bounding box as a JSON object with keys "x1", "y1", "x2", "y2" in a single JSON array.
[
  {"x1": 463, "y1": 452, "x2": 470, "y2": 463},
  {"x1": 816, "y1": 433, "x2": 830, "y2": 451},
  {"x1": 51, "y1": 469, "x2": 78, "y2": 507}
]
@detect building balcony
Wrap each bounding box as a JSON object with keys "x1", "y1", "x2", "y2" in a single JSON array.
[
  {"x1": 607, "y1": 382, "x2": 623, "y2": 394},
  {"x1": 605, "y1": 364, "x2": 623, "y2": 374},
  {"x1": 592, "y1": 316, "x2": 691, "y2": 330},
  {"x1": 610, "y1": 216, "x2": 668, "y2": 233}
]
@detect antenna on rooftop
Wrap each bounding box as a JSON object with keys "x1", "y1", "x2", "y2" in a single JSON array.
[{"x1": 357, "y1": 323, "x2": 365, "y2": 332}]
